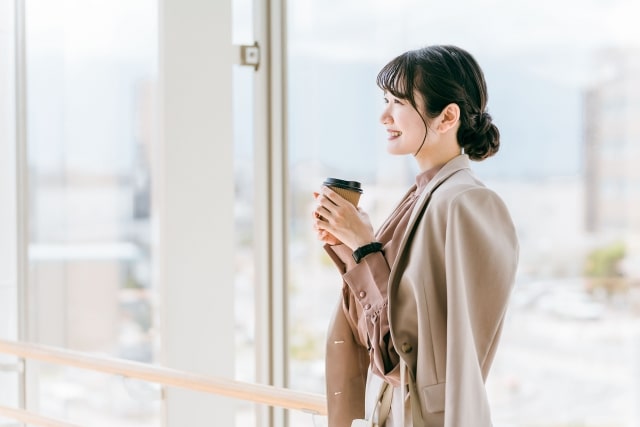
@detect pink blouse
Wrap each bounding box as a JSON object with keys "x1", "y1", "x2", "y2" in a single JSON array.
[{"x1": 324, "y1": 165, "x2": 441, "y2": 386}]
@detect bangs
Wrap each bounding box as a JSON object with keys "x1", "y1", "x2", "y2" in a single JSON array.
[{"x1": 376, "y1": 52, "x2": 415, "y2": 102}]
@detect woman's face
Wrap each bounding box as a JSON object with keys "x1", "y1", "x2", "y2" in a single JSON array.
[{"x1": 379, "y1": 91, "x2": 429, "y2": 156}]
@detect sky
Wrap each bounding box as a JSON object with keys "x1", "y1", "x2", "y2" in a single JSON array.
[
  {"x1": 22, "y1": 0, "x2": 640, "y2": 180},
  {"x1": 285, "y1": 0, "x2": 640, "y2": 180}
]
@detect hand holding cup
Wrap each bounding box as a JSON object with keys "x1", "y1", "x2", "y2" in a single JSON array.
[{"x1": 313, "y1": 178, "x2": 374, "y2": 249}]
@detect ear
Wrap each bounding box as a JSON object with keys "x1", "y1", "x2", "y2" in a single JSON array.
[{"x1": 435, "y1": 103, "x2": 460, "y2": 133}]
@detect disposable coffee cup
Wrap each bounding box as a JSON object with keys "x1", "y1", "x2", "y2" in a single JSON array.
[{"x1": 323, "y1": 177, "x2": 363, "y2": 207}]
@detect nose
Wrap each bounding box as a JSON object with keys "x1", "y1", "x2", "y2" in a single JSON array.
[{"x1": 379, "y1": 107, "x2": 392, "y2": 125}]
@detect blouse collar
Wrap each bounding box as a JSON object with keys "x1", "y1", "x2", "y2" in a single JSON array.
[{"x1": 415, "y1": 163, "x2": 444, "y2": 193}]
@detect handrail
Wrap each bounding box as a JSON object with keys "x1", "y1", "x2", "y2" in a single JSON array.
[
  {"x1": 0, "y1": 404, "x2": 82, "y2": 427},
  {"x1": 0, "y1": 339, "x2": 327, "y2": 416}
]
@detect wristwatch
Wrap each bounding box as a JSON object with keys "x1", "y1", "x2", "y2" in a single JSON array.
[{"x1": 352, "y1": 242, "x2": 383, "y2": 264}]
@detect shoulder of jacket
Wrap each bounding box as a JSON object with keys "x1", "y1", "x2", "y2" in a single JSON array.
[
  {"x1": 431, "y1": 169, "x2": 490, "y2": 202},
  {"x1": 430, "y1": 179, "x2": 509, "y2": 218}
]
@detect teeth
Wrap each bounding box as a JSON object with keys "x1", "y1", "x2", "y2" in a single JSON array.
[{"x1": 390, "y1": 131, "x2": 402, "y2": 137}]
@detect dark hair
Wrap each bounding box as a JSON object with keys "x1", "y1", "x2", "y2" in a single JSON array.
[{"x1": 376, "y1": 45, "x2": 499, "y2": 160}]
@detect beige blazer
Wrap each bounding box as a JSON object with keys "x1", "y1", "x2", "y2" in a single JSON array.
[{"x1": 325, "y1": 155, "x2": 519, "y2": 426}]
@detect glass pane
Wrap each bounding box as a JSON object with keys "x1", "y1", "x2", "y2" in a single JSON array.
[
  {"x1": 0, "y1": 289, "x2": 19, "y2": 414},
  {"x1": 232, "y1": 0, "x2": 257, "y2": 426},
  {"x1": 25, "y1": 0, "x2": 160, "y2": 425},
  {"x1": 233, "y1": 62, "x2": 257, "y2": 427},
  {"x1": 232, "y1": 0, "x2": 253, "y2": 46},
  {"x1": 0, "y1": 0, "x2": 20, "y2": 415},
  {"x1": 30, "y1": 361, "x2": 161, "y2": 427},
  {"x1": 287, "y1": 1, "x2": 640, "y2": 426}
]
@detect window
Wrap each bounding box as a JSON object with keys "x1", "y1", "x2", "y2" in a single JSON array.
[{"x1": 24, "y1": 1, "x2": 160, "y2": 425}]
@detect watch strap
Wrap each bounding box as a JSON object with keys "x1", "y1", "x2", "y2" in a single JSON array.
[{"x1": 352, "y1": 242, "x2": 383, "y2": 264}]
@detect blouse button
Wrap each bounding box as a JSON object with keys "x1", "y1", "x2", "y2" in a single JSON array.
[
  {"x1": 401, "y1": 342, "x2": 413, "y2": 353},
  {"x1": 359, "y1": 291, "x2": 366, "y2": 298},
  {"x1": 364, "y1": 303, "x2": 371, "y2": 310}
]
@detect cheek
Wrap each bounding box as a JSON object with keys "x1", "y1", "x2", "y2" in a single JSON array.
[
  {"x1": 405, "y1": 120, "x2": 426, "y2": 141},
  {"x1": 412, "y1": 119, "x2": 429, "y2": 139}
]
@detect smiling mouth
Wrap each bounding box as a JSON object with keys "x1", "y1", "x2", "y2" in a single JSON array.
[{"x1": 389, "y1": 131, "x2": 402, "y2": 137}]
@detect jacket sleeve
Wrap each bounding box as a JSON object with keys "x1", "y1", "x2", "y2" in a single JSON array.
[
  {"x1": 442, "y1": 187, "x2": 519, "y2": 426},
  {"x1": 325, "y1": 287, "x2": 370, "y2": 427},
  {"x1": 323, "y1": 244, "x2": 402, "y2": 385}
]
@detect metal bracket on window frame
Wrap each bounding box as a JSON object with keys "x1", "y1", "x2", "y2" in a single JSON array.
[{"x1": 236, "y1": 42, "x2": 260, "y2": 71}]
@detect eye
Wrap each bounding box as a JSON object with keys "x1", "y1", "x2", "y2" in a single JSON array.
[{"x1": 394, "y1": 99, "x2": 404, "y2": 105}]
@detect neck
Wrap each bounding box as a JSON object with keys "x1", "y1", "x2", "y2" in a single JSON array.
[{"x1": 415, "y1": 142, "x2": 461, "y2": 172}]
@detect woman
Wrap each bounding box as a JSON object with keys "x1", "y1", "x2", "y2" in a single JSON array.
[{"x1": 313, "y1": 45, "x2": 519, "y2": 426}]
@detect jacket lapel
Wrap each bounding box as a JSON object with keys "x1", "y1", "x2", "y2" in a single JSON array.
[{"x1": 388, "y1": 154, "x2": 471, "y2": 285}]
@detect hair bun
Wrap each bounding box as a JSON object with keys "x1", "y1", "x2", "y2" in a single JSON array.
[
  {"x1": 476, "y1": 111, "x2": 493, "y2": 135},
  {"x1": 460, "y1": 110, "x2": 500, "y2": 160}
]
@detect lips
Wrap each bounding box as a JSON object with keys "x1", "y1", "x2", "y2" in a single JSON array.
[{"x1": 388, "y1": 130, "x2": 402, "y2": 137}]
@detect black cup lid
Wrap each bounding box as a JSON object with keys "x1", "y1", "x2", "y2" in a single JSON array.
[{"x1": 323, "y1": 177, "x2": 363, "y2": 193}]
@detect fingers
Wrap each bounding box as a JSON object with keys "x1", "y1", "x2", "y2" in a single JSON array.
[
  {"x1": 314, "y1": 189, "x2": 339, "y2": 222},
  {"x1": 311, "y1": 208, "x2": 328, "y2": 231},
  {"x1": 318, "y1": 229, "x2": 341, "y2": 245},
  {"x1": 315, "y1": 186, "x2": 351, "y2": 212},
  {"x1": 315, "y1": 187, "x2": 341, "y2": 219},
  {"x1": 311, "y1": 218, "x2": 323, "y2": 230},
  {"x1": 320, "y1": 186, "x2": 341, "y2": 206},
  {"x1": 311, "y1": 216, "x2": 340, "y2": 245},
  {"x1": 311, "y1": 189, "x2": 348, "y2": 247},
  {"x1": 314, "y1": 205, "x2": 331, "y2": 222}
]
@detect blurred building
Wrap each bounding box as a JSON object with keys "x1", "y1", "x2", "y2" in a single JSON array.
[
  {"x1": 584, "y1": 48, "x2": 640, "y2": 235},
  {"x1": 584, "y1": 48, "x2": 640, "y2": 283}
]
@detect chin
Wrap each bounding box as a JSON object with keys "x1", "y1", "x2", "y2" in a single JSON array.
[{"x1": 386, "y1": 145, "x2": 412, "y2": 156}]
